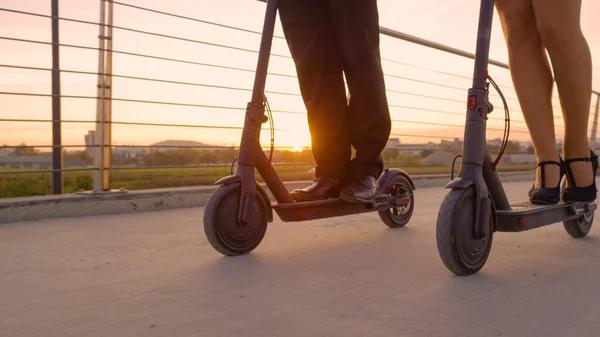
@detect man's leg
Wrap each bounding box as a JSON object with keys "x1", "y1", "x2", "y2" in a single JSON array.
[
  {"x1": 329, "y1": 0, "x2": 392, "y2": 202},
  {"x1": 279, "y1": 0, "x2": 351, "y2": 201}
]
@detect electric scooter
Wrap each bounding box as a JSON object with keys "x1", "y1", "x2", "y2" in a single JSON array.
[
  {"x1": 203, "y1": 0, "x2": 415, "y2": 256},
  {"x1": 436, "y1": 0, "x2": 597, "y2": 276}
]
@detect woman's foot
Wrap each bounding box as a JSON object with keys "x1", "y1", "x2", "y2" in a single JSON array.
[
  {"x1": 529, "y1": 158, "x2": 564, "y2": 205},
  {"x1": 561, "y1": 149, "x2": 598, "y2": 203}
]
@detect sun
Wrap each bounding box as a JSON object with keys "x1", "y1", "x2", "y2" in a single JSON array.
[
  {"x1": 285, "y1": 129, "x2": 311, "y2": 152},
  {"x1": 262, "y1": 126, "x2": 311, "y2": 152},
  {"x1": 290, "y1": 146, "x2": 306, "y2": 152}
]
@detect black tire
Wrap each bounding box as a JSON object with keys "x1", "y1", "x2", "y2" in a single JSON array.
[
  {"x1": 378, "y1": 175, "x2": 415, "y2": 228},
  {"x1": 563, "y1": 211, "x2": 594, "y2": 238},
  {"x1": 560, "y1": 177, "x2": 595, "y2": 238},
  {"x1": 436, "y1": 188, "x2": 494, "y2": 276},
  {"x1": 203, "y1": 184, "x2": 268, "y2": 256}
]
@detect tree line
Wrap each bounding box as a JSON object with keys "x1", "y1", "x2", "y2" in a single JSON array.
[{"x1": 3, "y1": 140, "x2": 534, "y2": 167}]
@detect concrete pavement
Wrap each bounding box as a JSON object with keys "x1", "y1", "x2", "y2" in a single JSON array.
[{"x1": 1, "y1": 181, "x2": 600, "y2": 337}]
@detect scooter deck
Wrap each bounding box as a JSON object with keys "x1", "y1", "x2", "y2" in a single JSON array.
[
  {"x1": 496, "y1": 200, "x2": 597, "y2": 232},
  {"x1": 272, "y1": 194, "x2": 409, "y2": 222}
]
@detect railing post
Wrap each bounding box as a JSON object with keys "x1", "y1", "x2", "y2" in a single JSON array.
[
  {"x1": 93, "y1": 0, "x2": 114, "y2": 192},
  {"x1": 51, "y1": 0, "x2": 63, "y2": 194},
  {"x1": 93, "y1": 0, "x2": 106, "y2": 192},
  {"x1": 104, "y1": 0, "x2": 114, "y2": 191},
  {"x1": 591, "y1": 93, "x2": 600, "y2": 149}
]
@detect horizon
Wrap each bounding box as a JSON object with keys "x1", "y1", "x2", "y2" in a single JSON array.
[{"x1": 2, "y1": 136, "x2": 538, "y2": 155}]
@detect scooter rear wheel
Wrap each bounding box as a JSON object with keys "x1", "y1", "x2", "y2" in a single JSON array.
[
  {"x1": 563, "y1": 211, "x2": 594, "y2": 238},
  {"x1": 378, "y1": 175, "x2": 414, "y2": 228},
  {"x1": 436, "y1": 188, "x2": 494, "y2": 276},
  {"x1": 560, "y1": 178, "x2": 594, "y2": 238},
  {"x1": 204, "y1": 184, "x2": 268, "y2": 256}
]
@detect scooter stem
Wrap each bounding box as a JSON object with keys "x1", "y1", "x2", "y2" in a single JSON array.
[
  {"x1": 236, "y1": 0, "x2": 289, "y2": 225},
  {"x1": 250, "y1": 0, "x2": 278, "y2": 103},
  {"x1": 447, "y1": 0, "x2": 507, "y2": 239}
]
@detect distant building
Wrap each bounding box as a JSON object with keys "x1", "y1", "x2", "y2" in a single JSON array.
[
  {"x1": 488, "y1": 138, "x2": 503, "y2": 148},
  {"x1": 113, "y1": 146, "x2": 148, "y2": 160},
  {"x1": 421, "y1": 151, "x2": 461, "y2": 166},
  {"x1": 399, "y1": 143, "x2": 437, "y2": 156},
  {"x1": 0, "y1": 154, "x2": 52, "y2": 169},
  {"x1": 84, "y1": 130, "x2": 96, "y2": 154},
  {"x1": 385, "y1": 139, "x2": 438, "y2": 156},
  {"x1": 150, "y1": 140, "x2": 207, "y2": 152},
  {"x1": 385, "y1": 138, "x2": 401, "y2": 150},
  {"x1": 439, "y1": 138, "x2": 463, "y2": 152}
]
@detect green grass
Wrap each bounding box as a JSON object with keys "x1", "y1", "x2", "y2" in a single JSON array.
[
  {"x1": 108, "y1": 163, "x2": 532, "y2": 191},
  {"x1": 0, "y1": 163, "x2": 534, "y2": 198}
]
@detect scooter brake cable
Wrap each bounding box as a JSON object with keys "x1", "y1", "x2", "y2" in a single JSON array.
[
  {"x1": 263, "y1": 94, "x2": 275, "y2": 163},
  {"x1": 486, "y1": 73, "x2": 511, "y2": 170}
]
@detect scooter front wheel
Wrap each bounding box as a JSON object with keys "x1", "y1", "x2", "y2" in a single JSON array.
[
  {"x1": 436, "y1": 188, "x2": 493, "y2": 276},
  {"x1": 203, "y1": 184, "x2": 268, "y2": 256}
]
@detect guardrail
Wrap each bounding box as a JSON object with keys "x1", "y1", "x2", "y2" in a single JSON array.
[{"x1": 0, "y1": 0, "x2": 598, "y2": 198}]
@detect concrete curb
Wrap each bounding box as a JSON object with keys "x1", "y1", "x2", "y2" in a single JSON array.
[{"x1": 0, "y1": 171, "x2": 535, "y2": 225}]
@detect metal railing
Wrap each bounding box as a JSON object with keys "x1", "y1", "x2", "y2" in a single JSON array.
[{"x1": 0, "y1": 0, "x2": 598, "y2": 197}]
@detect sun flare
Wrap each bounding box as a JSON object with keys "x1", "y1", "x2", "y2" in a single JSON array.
[
  {"x1": 290, "y1": 146, "x2": 307, "y2": 152},
  {"x1": 284, "y1": 128, "x2": 311, "y2": 152},
  {"x1": 261, "y1": 126, "x2": 312, "y2": 152}
]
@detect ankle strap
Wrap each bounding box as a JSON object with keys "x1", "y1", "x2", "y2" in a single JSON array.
[
  {"x1": 564, "y1": 157, "x2": 592, "y2": 164},
  {"x1": 536, "y1": 160, "x2": 561, "y2": 188},
  {"x1": 536, "y1": 160, "x2": 561, "y2": 168},
  {"x1": 564, "y1": 156, "x2": 594, "y2": 187}
]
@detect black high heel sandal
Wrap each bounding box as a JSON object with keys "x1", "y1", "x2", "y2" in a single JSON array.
[
  {"x1": 561, "y1": 149, "x2": 598, "y2": 203},
  {"x1": 529, "y1": 158, "x2": 565, "y2": 205}
]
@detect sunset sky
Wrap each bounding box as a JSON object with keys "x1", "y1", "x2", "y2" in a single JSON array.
[{"x1": 1, "y1": 0, "x2": 599, "y2": 150}]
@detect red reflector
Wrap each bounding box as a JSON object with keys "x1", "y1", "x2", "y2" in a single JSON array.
[
  {"x1": 395, "y1": 199, "x2": 409, "y2": 205},
  {"x1": 468, "y1": 95, "x2": 477, "y2": 110},
  {"x1": 519, "y1": 218, "x2": 525, "y2": 228},
  {"x1": 297, "y1": 210, "x2": 303, "y2": 218}
]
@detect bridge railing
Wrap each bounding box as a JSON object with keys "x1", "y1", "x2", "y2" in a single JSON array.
[{"x1": 0, "y1": 0, "x2": 598, "y2": 197}]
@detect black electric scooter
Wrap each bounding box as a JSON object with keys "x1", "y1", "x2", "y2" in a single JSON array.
[
  {"x1": 203, "y1": 0, "x2": 415, "y2": 256},
  {"x1": 436, "y1": 0, "x2": 597, "y2": 276}
]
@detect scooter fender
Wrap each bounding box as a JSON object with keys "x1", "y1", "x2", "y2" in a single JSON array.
[
  {"x1": 444, "y1": 177, "x2": 474, "y2": 190},
  {"x1": 445, "y1": 176, "x2": 492, "y2": 239},
  {"x1": 214, "y1": 175, "x2": 273, "y2": 223},
  {"x1": 254, "y1": 184, "x2": 274, "y2": 222},
  {"x1": 215, "y1": 175, "x2": 241, "y2": 186},
  {"x1": 377, "y1": 168, "x2": 416, "y2": 194}
]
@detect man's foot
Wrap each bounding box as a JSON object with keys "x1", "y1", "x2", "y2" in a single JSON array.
[
  {"x1": 339, "y1": 176, "x2": 378, "y2": 203},
  {"x1": 290, "y1": 176, "x2": 344, "y2": 202}
]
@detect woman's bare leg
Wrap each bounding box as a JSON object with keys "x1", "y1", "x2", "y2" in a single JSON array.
[
  {"x1": 532, "y1": 0, "x2": 594, "y2": 187},
  {"x1": 495, "y1": 0, "x2": 560, "y2": 188}
]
